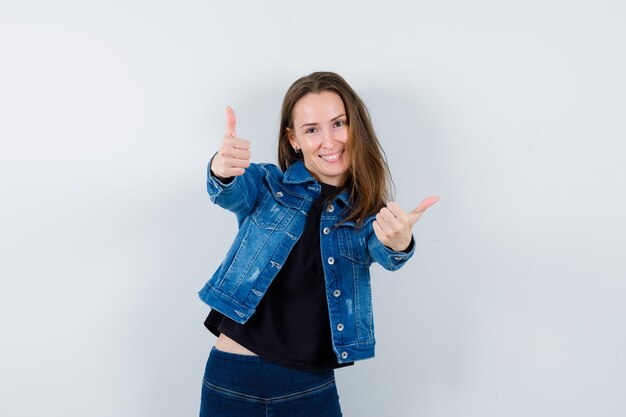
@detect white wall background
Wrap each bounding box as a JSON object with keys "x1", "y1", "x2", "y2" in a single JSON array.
[{"x1": 1, "y1": 1, "x2": 625, "y2": 416}]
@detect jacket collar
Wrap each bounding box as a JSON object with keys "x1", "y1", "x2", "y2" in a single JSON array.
[
  {"x1": 336, "y1": 189, "x2": 351, "y2": 206},
  {"x1": 283, "y1": 160, "x2": 317, "y2": 184},
  {"x1": 283, "y1": 160, "x2": 351, "y2": 206}
]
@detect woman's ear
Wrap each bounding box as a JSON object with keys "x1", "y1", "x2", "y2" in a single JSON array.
[{"x1": 286, "y1": 127, "x2": 296, "y2": 147}]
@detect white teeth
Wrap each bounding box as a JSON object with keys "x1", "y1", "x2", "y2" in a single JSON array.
[{"x1": 320, "y1": 151, "x2": 343, "y2": 162}]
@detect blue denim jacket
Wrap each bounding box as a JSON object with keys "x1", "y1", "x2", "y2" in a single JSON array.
[{"x1": 198, "y1": 159, "x2": 415, "y2": 364}]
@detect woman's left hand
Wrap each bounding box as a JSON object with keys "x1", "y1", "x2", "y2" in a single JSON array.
[{"x1": 373, "y1": 196, "x2": 440, "y2": 252}]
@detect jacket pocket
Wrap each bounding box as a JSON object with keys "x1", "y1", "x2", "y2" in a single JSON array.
[
  {"x1": 336, "y1": 226, "x2": 371, "y2": 265},
  {"x1": 251, "y1": 189, "x2": 301, "y2": 231}
]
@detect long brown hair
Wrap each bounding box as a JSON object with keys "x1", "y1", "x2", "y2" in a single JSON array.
[{"x1": 278, "y1": 71, "x2": 393, "y2": 227}]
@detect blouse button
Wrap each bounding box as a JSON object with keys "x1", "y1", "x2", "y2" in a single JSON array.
[
  {"x1": 333, "y1": 289, "x2": 341, "y2": 297},
  {"x1": 327, "y1": 257, "x2": 335, "y2": 265},
  {"x1": 323, "y1": 227, "x2": 330, "y2": 235},
  {"x1": 341, "y1": 351, "x2": 348, "y2": 359},
  {"x1": 327, "y1": 204, "x2": 335, "y2": 213},
  {"x1": 336, "y1": 323, "x2": 344, "y2": 331},
  {"x1": 275, "y1": 191, "x2": 283, "y2": 198}
]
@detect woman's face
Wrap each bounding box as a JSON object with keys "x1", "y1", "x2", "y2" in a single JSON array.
[{"x1": 287, "y1": 91, "x2": 350, "y2": 186}]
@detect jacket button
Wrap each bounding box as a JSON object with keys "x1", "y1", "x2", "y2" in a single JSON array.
[
  {"x1": 327, "y1": 257, "x2": 335, "y2": 265},
  {"x1": 336, "y1": 323, "x2": 344, "y2": 331},
  {"x1": 341, "y1": 351, "x2": 348, "y2": 359},
  {"x1": 333, "y1": 289, "x2": 341, "y2": 297},
  {"x1": 275, "y1": 191, "x2": 283, "y2": 198},
  {"x1": 323, "y1": 227, "x2": 330, "y2": 235},
  {"x1": 327, "y1": 204, "x2": 334, "y2": 213}
]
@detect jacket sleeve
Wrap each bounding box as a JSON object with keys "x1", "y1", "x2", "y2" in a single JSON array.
[
  {"x1": 367, "y1": 230, "x2": 416, "y2": 271},
  {"x1": 206, "y1": 152, "x2": 264, "y2": 221}
]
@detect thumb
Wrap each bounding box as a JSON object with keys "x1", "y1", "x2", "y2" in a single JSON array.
[
  {"x1": 408, "y1": 196, "x2": 439, "y2": 224},
  {"x1": 225, "y1": 105, "x2": 237, "y2": 138}
]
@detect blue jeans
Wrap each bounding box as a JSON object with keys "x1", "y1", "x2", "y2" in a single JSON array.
[{"x1": 200, "y1": 347, "x2": 343, "y2": 417}]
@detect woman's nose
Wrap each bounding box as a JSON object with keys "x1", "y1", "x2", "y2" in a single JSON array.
[{"x1": 321, "y1": 129, "x2": 336, "y2": 148}]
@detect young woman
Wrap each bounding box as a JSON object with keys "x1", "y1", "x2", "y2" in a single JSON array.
[{"x1": 198, "y1": 71, "x2": 438, "y2": 416}]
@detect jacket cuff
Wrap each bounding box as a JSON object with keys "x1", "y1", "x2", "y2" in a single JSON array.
[
  {"x1": 207, "y1": 152, "x2": 237, "y2": 199},
  {"x1": 371, "y1": 234, "x2": 415, "y2": 271}
]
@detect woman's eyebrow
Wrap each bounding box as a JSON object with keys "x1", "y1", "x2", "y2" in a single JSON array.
[{"x1": 299, "y1": 114, "x2": 347, "y2": 128}]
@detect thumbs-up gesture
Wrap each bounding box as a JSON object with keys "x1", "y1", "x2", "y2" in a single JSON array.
[
  {"x1": 373, "y1": 196, "x2": 439, "y2": 252},
  {"x1": 210, "y1": 106, "x2": 251, "y2": 179}
]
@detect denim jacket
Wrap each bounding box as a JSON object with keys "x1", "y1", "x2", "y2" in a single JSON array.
[{"x1": 198, "y1": 159, "x2": 415, "y2": 364}]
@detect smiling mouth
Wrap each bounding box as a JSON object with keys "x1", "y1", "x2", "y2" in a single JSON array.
[{"x1": 319, "y1": 150, "x2": 344, "y2": 162}]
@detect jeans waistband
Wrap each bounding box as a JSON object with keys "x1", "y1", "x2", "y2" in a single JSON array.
[{"x1": 204, "y1": 347, "x2": 335, "y2": 398}]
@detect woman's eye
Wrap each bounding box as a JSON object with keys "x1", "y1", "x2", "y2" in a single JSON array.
[
  {"x1": 305, "y1": 127, "x2": 318, "y2": 134},
  {"x1": 334, "y1": 120, "x2": 346, "y2": 128}
]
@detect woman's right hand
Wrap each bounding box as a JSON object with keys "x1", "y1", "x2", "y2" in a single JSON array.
[{"x1": 210, "y1": 106, "x2": 251, "y2": 179}]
